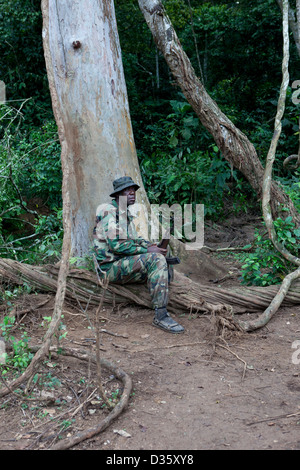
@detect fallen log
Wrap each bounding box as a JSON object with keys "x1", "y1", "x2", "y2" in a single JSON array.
[{"x1": 0, "y1": 258, "x2": 299, "y2": 317}]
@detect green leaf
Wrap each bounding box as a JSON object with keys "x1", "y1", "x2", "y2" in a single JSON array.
[{"x1": 169, "y1": 135, "x2": 178, "y2": 147}]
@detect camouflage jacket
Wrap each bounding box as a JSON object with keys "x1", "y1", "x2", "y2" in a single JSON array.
[{"x1": 93, "y1": 199, "x2": 149, "y2": 271}]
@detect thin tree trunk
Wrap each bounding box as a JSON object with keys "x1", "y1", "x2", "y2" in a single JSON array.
[
  {"x1": 262, "y1": 0, "x2": 300, "y2": 268},
  {"x1": 156, "y1": 47, "x2": 160, "y2": 89},
  {"x1": 240, "y1": 0, "x2": 300, "y2": 332},
  {"x1": 277, "y1": 0, "x2": 300, "y2": 57},
  {"x1": 138, "y1": 0, "x2": 300, "y2": 224},
  {"x1": 0, "y1": 12, "x2": 73, "y2": 396},
  {"x1": 297, "y1": 0, "x2": 300, "y2": 49}
]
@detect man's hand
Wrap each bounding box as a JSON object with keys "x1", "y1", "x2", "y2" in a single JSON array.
[{"x1": 147, "y1": 244, "x2": 167, "y2": 256}]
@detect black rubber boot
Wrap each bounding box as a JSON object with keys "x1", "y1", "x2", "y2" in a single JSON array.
[{"x1": 152, "y1": 307, "x2": 184, "y2": 334}]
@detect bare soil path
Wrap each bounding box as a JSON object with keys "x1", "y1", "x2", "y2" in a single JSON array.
[
  {"x1": 1, "y1": 216, "x2": 300, "y2": 451},
  {"x1": 1, "y1": 293, "x2": 300, "y2": 451}
]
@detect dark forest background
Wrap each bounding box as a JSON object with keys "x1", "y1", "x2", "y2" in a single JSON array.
[{"x1": 0, "y1": 0, "x2": 299, "y2": 285}]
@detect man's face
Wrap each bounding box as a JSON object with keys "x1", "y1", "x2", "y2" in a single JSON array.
[{"x1": 119, "y1": 186, "x2": 136, "y2": 206}]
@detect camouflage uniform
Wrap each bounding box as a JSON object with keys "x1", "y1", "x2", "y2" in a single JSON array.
[{"x1": 93, "y1": 199, "x2": 169, "y2": 308}]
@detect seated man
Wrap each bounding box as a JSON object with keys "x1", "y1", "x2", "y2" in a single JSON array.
[{"x1": 93, "y1": 176, "x2": 184, "y2": 334}]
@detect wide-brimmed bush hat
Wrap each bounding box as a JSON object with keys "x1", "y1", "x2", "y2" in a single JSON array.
[{"x1": 110, "y1": 176, "x2": 140, "y2": 197}]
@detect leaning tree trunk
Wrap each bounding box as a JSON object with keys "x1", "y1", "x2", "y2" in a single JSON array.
[
  {"x1": 41, "y1": 0, "x2": 151, "y2": 258},
  {"x1": 138, "y1": 0, "x2": 300, "y2": 224}
]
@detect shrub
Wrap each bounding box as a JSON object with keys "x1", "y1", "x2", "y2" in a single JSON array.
[{"x1": 239, "y1": 216, "x2": 300, "y2": 286}]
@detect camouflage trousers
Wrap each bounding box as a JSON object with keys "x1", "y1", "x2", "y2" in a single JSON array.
[{"x1": 102, "y1": 253, "x2": 169, "y2": 309}]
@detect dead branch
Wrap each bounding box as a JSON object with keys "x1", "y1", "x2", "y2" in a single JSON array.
[
  {"x1": 8, "y1": 296, "x2": 51, "y2": 320},
  {"x1": 43, "y1": 345, "x2": 133, "y2": 450},
  {"x1": 247, "y1": 410, "x2": 300, "y2": 426},
  {"x1": 203, "y1": 245, "x2": 253, "y2": 253},
  {"x1": 216, "y1": 342, "x2": 247, "y2": 381},
  {"x1": 283, "y1": 153, "x2": 300, "y2": 170}
]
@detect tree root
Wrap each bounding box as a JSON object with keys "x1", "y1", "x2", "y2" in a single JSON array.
[
  {"x1": 237, "y1": 266, "x2": 300, "y2": 332},
  {"x1": 210, "y1": 309, "x2": 245, "y2": 339},
  {"x1": 44, "y1": 345, "x2": 133, "y2": 450}
]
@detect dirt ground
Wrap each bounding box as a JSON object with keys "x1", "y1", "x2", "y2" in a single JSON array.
[{"x1": 1, "y1": 216, "x2": 300, "y2": 451}]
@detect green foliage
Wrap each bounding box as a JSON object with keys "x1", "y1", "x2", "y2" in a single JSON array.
[
  {"x1": 41, "y1": 315, "x2": 67, "y2": 342},
  {"x1": 0, "y1": 0, "x2": 298, "y2": 269},
  {"x1": 181, "y1": 1, "x2": 286, "y2": 99},
  {"x1": 0, "y1": 316, "x2": 33, "y2": 373},
  {"x1": 0, "y1": 206, "x2": 63, "y2": 264},
  {"x1": 139, "y1": 99, "x2": 250, "y2": 218},
  {"x1": 0, "y1": 105, "x2": 62, "y2": 214},
  {"x1": 33, "y1": 209, "x2": 63, "y2": 262},
  {"x1": 69, "y1": 252, "x2": 95, "y2": 270},
  {"x1": 277, "y1": 169, "x2": 300, "y2": 214},
  {"x1": 0, "y1": 103, "x2": 63, "y2": 263},
  {"x1": 20, "y1": 121, "x2": 62, "y2": 206},
  {"x1": 162, "y1": 0, "x2": 190, "y2": 30},
  {"x1": 239, "y1": 217, "x2": 300, "y2": 286},
  {"x1": 142, "y1": 148, "x2": 230, "y2": 217},
  {"x1": 0, "y1": 0, "x2": 51, "y2": 122},
  {"x1": 1, "y1": 283, "x2": 32, "y2": 309}
]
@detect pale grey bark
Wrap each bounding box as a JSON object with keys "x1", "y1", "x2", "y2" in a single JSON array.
[
  {"x1": 277, "y1": 0, "x2": 300, "y2": 57},
  {"x1": 238, "y1": 0, "x2": 300, "y2": 332},
  {"x1": 42, "y1": 0, "x2": 150, "y2": 257},
  {"x1": 262, "y1": 0, "x2": 300, "y2": 267}
]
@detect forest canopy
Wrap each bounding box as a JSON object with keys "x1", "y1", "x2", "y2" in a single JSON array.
[{"x1": 0, "y1": 0, "x2": 299, "y2": 284}]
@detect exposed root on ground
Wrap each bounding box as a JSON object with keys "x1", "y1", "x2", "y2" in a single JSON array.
[{"x1": 44, "y1": 346, "x2": 133, "y2": 450}]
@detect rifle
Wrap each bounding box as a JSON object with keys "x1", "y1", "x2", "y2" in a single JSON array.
[
  {"x1": 157, "y1": 228, "x2": 171, "y2": 249},
  {"x1": 157, "y1": 217, "x2": 180, "y2": 265},
  {"x1": 157, "y1": 216, "x2": 174, "y2": 249}
]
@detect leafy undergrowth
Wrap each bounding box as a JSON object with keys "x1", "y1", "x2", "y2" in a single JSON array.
[{"x1": 0, "y1": 307, "x2": 124, "y2": 450}]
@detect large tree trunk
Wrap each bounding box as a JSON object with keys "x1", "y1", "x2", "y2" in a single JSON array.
[
  {"x1": 41, "y1": 0, "x2": 150, "y2": 257},
  {"x1": 138, "y1": 0, "x2": 300, "y2": 224}
]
